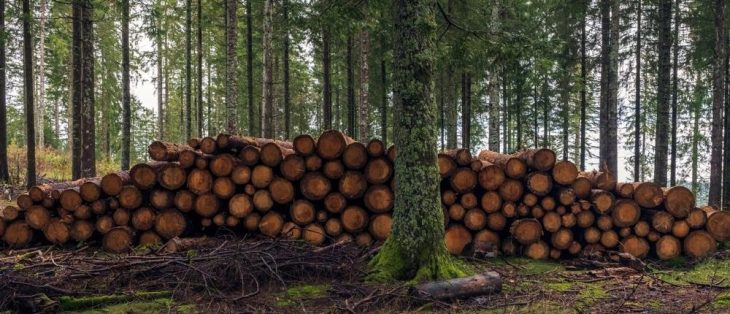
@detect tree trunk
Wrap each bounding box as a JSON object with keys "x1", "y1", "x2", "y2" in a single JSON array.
[
  {"x1": 346, "y1": 33, "x2": 355, "y2": 137},
  {"x1": 370, "y1": 0, "x2": 465, "y2": 281},
  {"x1": 36, "y1": 0, "x2": 47, "y2": 147},
  {"x1": 156, "y1": 0, "x2": 164, "y2": 140},
  {"x1": 71, "y1": 1, "x2": 82, "y2": 180},
  {"x1": 655, "y1": 0, "x2": 671, "y2": 186},
  {"x1": 226, "y1": 0, "x2": 238, "y2": 134},
  {"x1": 121, "y1": 0, "x2": 131, "y2": 170},
  {"x1": 461, "y1": 72, "x2": 471, "y2": 151},
  {"x1": 246, "y1": 0, "x2": 254, "y2": 135},
  {"x1": 580, "y1": 1, "x2": 587, "y2": 171},
  {"x1": 262, "y1": 0, "x2": 273, "y2": 138},
  {"x1": 599, "y1": 0, "x2": 613, "y2": 175},
  {"x1": 322, "y1": 29, "x2": 332, "y2": 130},
  {"x1": 0, "y1": 0, "x2": 8, "y2": 183},
  {"x1": 488, "y1": 3, "x2": 501, "y2": 153},
  {"x1": 23, "y1": 0, "x2": 35, "y2": 188},
  {"x1": 634, "y1": 0, "x2": 642, "y2": 182},
  {"x1": 608, "y1": 0, "x2": 619, "y2": 176},
  {"x1": 381, "y1": 58, "x2": 387, "y2": 143},
  {"x1": 446, "y1": 65, "x2": 457, "y2": 149},
  {"x1": 80, "y1": 0, "x2": 95, "y2": 178},
  {"x1": 709, "y1": 0, "x2": 725, "y2": 206},
  {"x1": 691, "y1": 78, "x2": 700, "y2": 194},
  {"x1": 185, "y1": 0, "x2": 192, "y2": 140},
  {"x1": 670, "y1": 0, "x2": 679, "y2": 186},
  {"x1": 197, "y1": 0, "x2": 203, "y2": 137},
  {"x1": 283, "y1": 0, "x2": 290, "y2": 139},
  {"x1": 359, "y1": 1, "x2": 370, "y2": 142}
]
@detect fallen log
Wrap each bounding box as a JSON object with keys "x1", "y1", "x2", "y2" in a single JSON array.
[{"x1": 411, "y1": 272, "x2": 501, "y2": 300}]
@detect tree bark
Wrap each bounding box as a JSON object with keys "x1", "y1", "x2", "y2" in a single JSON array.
[
  {"x1": 655, "y1": 0, "x2": 671, "y2": 186},
  {"x1": 262, "y1": 0, "x2": 274, "y2": 138},
  {"x1": 461, "y1": 72, "x2": 471, "y2": 151},
  {"x1": 283, "y1": 0, "x2": 291, "y2": 139},
  {"x1": 322, "y1": 28, "x2": 332, "y2": 130},
  {"x1": 36, "y1": 0, "x2": 47, "y2": 147},
  {"x1": 185, "y1": 0, "x2": 192, "y2": 140},
  {"x1": 23, "y1": 0, "x2": 35, "y2": 187},
  {"x1": 370, "y1": 0, "x2": 464, "y2": 281},
  {"x1": 580, "y1": 0, "x2": 587, "y2": 171},
  {"x1": 246, "y1": 0, "x2": 254, "y2": 135},
  {"x1": 488, "y1": 3, "x2": 501, "y2": 153},
  {"x1": 346, "y1": 33, "x2": 355, "y2": 136},
  {"x1": 157, "y1": 0, "x2": 164, "y2": 140},
  {"x1": 0, "y1": 0, "x2": 8, "y2": 183},
  {"x1": 709, "y1": 0, "x2": 725, "y2": 206},
  {"x1": 226, "y1": 0, "x2": 238, "y2": 134},
  {"x1": 121, "y1": 0, "x2": 131, "y2": 170},
  {"x1": 599, "y1": 0, "x2": 617, "y2": 176},
  {"x1": 359, "y1": 1, "x2": 370, "y2": 142},
  {"x1": 197, "y1": 0, "x2": 203, "y2": 137},
  {"x1": 80, "y1": 0, "x2": 95, "y2": 178},
  {"x1": 634, "y1": 0, "x2": 642, "y2": 182},
  {"x1": 381, "y1": 57, "x2": 387, "y2": 143},
  {"x1": 670, "y1": 0, "x2": 679, "y2": 186}
]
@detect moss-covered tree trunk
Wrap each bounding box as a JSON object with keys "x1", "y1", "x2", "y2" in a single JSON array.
[{"x1": 369, "y1": 0, "x2": 465, "y2": 282}]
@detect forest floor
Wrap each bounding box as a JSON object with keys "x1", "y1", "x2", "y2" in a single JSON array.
[{"x1": 0, "y1": 236, "x2": 729, "y2": 313}]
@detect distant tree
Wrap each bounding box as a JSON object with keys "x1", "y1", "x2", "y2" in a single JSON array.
[
  {"x1": 246, "y1": 0, "x2": 254, "y2": 135},
  {"x1": 262, "y1": 0, "x2": 274, "y2": 138},
  {"x1": 634, "y1": 0, "x2": 642, "y2": 181},
  {"x1": 121, "y1": 0, "x2": 131, "y2": 170},
  {"x1": 359, "y1": 0, "x2": 370, "y2": 142},
  {"x1": 0, "y1": 0, "x2": 8, "y2": 183},
  {"x1": 37, "y1": 0, "x2": 47, "y2": 147},
  {"x1": 197, "y1": 0, "x2": 203, "y2": 137},
  {"x1": 655, "y1": 0, "x2": 671, "y2": 186},
  {"x1": 23, "y1": 0, "x2": 35, "y2": 187},
  {"x1": 156, "y1": 1, "x2": 164, "y2": 140},
  {"x1": 79, "y1": 0, "x2": 95, "y2": 178},
  {"x1": 185, "y1": 0, "x2": 192, "y2": 140},
  {"x1": 283, "y1": 0, "x2": 291, "y2": 139},
  {"x1": 225, "y1": 0, "x2": 238, "y2": 134},
  {"x1": 322, "y1": 28, "x2": 332, "y2": 130},
  {"x1": 346, "y1": 33, "x2": 355, "y2": 136},
  {"x1": 709, "y1": 0, "x2": 725, "y2": 206},
  {"x1": 461, "y1": 72, "x2": 471, "y2": 150},
  {"x1": 670, "y1": 0, "x2": 680, "y2": 186}
]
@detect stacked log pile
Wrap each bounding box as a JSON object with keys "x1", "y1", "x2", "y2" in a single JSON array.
[{"x1": 0, "y1": 130, "x2": 728, "y2": 260}]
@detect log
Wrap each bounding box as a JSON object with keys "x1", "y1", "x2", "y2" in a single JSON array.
[
  {"x1": 343, "y1": 142, "x2": 369, "y2": 170},
  {"x1": 316, "y1": 130, "x2": 355, "y2": 159},
  {"x1": 464, "y1": 208, "x2": 487, "y2": 231},
  {"x1": 325, "y1": 218, "x2": 343, "y2": 236},
  {"x1": 444, "y1": 224, "x2": 472, "y2": 255},
  {"x1": 1, "y1": 206, "x2": 20, "y2": 221},
  {"x1": 620, "y1": 235, "x2": 650, "y2": 259},
  {"x1": 615, "y1": 182, "x2": 635, "y2": 198},
  {"x1": 251, "y1": 165, "x2": 274, "y2": 188},
  {"x1": 551, "y1": 228, "x2": 573, "y2": 250},
  {"x1": 139, "y1": 231, "x2": 162, "y2": 247},
  {"x1": 632, "y1": 182, "x2": 664, "y2": 208},
  {"x1": 369, "y1": 214, "x2": 392, "y2": 240},
  {"x1": 542, "y1": 212, "x2": 562, "y2": 233},
  {"x1": 174, "y1": 190, "x2": 196, "y2": 213},
  {"x1": 477, "y1": 150, "x2": 527, "y2": 179},
  {"x1": 448, "y1": 204, "x2": 465, "y2": 221},
  {"x1": 367, "y1": 139, "x2": 386, "y2": 157},
  {"x1": 576, "y1": 210, "x2": 595, "y2": 228},
  {"x1": 515, "y1": 148, "x2": 556, "y2": 172},
  {"x1": 293, "y1": 134, "x2": 316, "y2": 156},
  {"x1": 300, "y1": 172, "x2": 331, "y2": 200},
  {"x1": 290, "y1": 200, "x2": 316, "y2": 225},
  {"x1": 131, "y1": 207, "x2": 156, "y2": 231},
  {"x1": 387, "y1": 145, "x2": 396, "y2": 162},
  {"x1": 526, "y1": 172, "x2": 552, "y2": 196},
  {"x1": 150, "y1": 190, "x2": 174, "y2": 209},
  {"x1": 500, "y1": 202, "x2": 517, "y2": 218},
  {"x1": 339, "y1": 171, "x2": 368, "y2": 199},
  {"x1": 486, "y1": 212, "x2": 507, "y2": 231},
  {"x1": 365, "y1": 158, "x2": 393, "y2": 185},
  {"x1": 438, "y1": 154, "x2": 457, "y2": 178},
  {"x1": 652, "y1": 211, "x2": 675, "y2": 234},
  {"x1": 199, "y1": 137, "x2": 218, "y2": 154},
  {"x1": 260, "y1": 142, "x2": 294, "y2": 167},
  {"x1": 612, "y1": 199, "x2": 641, "y2": 228},
  {"x1": 209, "y1": 154, "x2": 236, "y2": 177},
  {"x1": 187, "y1": 168, "x2": 213, "y2": 195},
  {"x1": 129, "y1": 163, "x2": 162, "y2": 190},
  {"x1": 341, "y1": 205, "x2": 368, "y2": 233},
  {"x1": 460, "y1": 193, "x2": 478, "y2": 209},
  {"x1": 324, "y1": 192, "x2": 347, "y2": 214},
  {"x1": 118, "y1": 185, "x2": 143, "y2": 209},
  {"x1": 216, "y1": 134, "x2": 258, "y2": 152},
  {"x1": 590, "y1": 189, "x2": 615, "y2": 215},
  {"x1": 103, "y1": 227, "x2": 134, "y2": 253},
  {"x1": 70, "y1": 220, "x2": 94, "y2": 242},
  {"x1": 411, "y1": 272, "x2": 501, "y2": 300},
  {"x1": 525, "y1": 240, "x2": 550, "y2": 260},
  {"x1": 239, "y1": 146, "x2": 261, "y2": 166},
  {"x1": 43, "y1": 219, "x2": 70, "y2": 245},
  {"x1": 364, "y1": 185, "x2": 394, "y2": 213},
  {"x1": 662, "y1": 186, "x2": 694, "y2": 218},
  {"x1": 3, "y1": 221, "x2": 32, "y2": 248},
  {"x1": 259, "y1": 212, "x2": 284, "y2": 237},
  {"x1": 253, "y1": 190, "x2": 274, "y2": 212},
  {"x1": 704, "y1": 209, "x2": 730, "y2": 241},
  {"x1": 541, "y1": 197, "x2": 556, "y2": 211},
  {"x1": 571, "y1": 176, "x2": 592, "y2": 199},
  {"x1": 656, "y1": 235, "x2": 681, "y2": 260},
  {"x1": 473, "y1": 230, "x2": 500, "y2": 253},
  {"x1": 194, "y1": 193, "x2": 219, "y2": 218},
  {"x1": 557, "y1": 188, "x2": 576, "y2": 206},
  {"x1": 305, "y1": 155, "x2": 323, "y2": 171},
  {"x1": 356, "y1": 233, "x2": 373, "y2": 247},
  {"x1": 148, "y1": 141, "x2": 192, "y2": 161},
  {"x1": 510, "y1": 219, "x2": 542, "y2": 245},
  {"x1": 25, "y1": 205, "x2": 51, "y2": 230},
  {"x1": 686, "y1": 208, "x2": 707, "y2": 229},
  {"x1": 498, "y1": 179, "x2": 524, "y2": 202},
  {"x1": 178, "y1": 150, "x2": 202, "y2": 169},
  {"x1": 480, "y1": 191, "x2": 501, "y2": 213},
  {"x1": 279, "y1": 155, "x2": 305, "y2": 181},
  {"x1": 281, "y1": 222, "x2": 302, "y2": 239},
  {"x1": 269, "y1": 177, "x2": 295, "y2": 204},
  {"x1": 584, "y1": 227, "x2": 601, "y2": 244},
  {"x1": 243, "y1": 213, "x2": 261, "y2": 232},
  {"x1": 59, "y1": 188, "x2": 82, "y2": 211},
  {"x1": 229, "y1": 194, "x2": 254, "y2": 218},
  {"x1": 599, "y1": 230, "x2": 619, "y2": 248},
  {"x1": 74, "y1": 204, "x2": 92, "y2": 220},
  {"x1": 212, "y1": 177, "x2": 236, "y2": 199},
  {"x1": 596, "y1": 215, "x2": 613, "y2": 231},
  {"x1": 303, "y1": 224, "x2": 327, "y2": 245},
  {"x1": 552, "y1": 160, "x2": 578, "y2": 185},
  {"x1": 633, "y1": 221, "x2": 651, "y2": 237},
  {"x1": 95, "y1": 216, "x2": 114, "y2": 235},
  {"x1": 683, "y1": 230, "x2": 717, "y2": 258},
  {"x1": 101, "y1": 171, "x2": 131, "y2": 196},
  {"x1": 113, "y1": 208, "x2": 131, "y2": 226},
  {"x1": 579, "y1": 170, "x2": 617, "y2": 191},
  {"x1": 323, "y1": 160, "x2": 345, "y2": 179},
  {"x1": 672, "y1": 220, "x2": 690, "y2": 238}
]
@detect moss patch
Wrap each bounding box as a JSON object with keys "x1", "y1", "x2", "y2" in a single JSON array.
[
  {"x1": 63, "y1": 298, "x2": 195, "y2": 314},
  {"x1": 275, "y1": 283, "x2": 330, "y2": 308},
  {"x1": 546, "y1": 281, "x2": 574, "y2": 292},
  {"x1": 57, "y1": 291, "x2": 174, "y2": 312},
  {"x1": 652, "y1": 258, "x2": 730, "y2": 287},
  {"x1": 712, "y1": 292, "x2": 730, "y2": 309},
  {"x1": 575, "y1": 283, "x2": 607, "y2": 311}
]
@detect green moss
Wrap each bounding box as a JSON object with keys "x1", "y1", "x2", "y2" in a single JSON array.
[
  {"x1": 58, "y1": 291, "x2": 172, "y2": 312},
  {"x1": 275, "y1": 284, "x2": 330, "y2": 308},
  {"x1": 652, "y1": 258, "x2": 730, "y2": 287},
  {"x1": 575, "y1": 284, "x2": 607, "y2": 312},
  {"x1": 368, "y1": 239, "x2": 471, "y2": 282},
  {"x1": 712, "y1": 292, "x2": 730, "y2": 308},
  {"x1": 546, "y1": 281, "x2": 574, "y2": 292}
]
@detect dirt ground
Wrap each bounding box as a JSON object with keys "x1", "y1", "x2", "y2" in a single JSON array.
[{"x1": 1, "y1": 237, "x2": 729, "y2": 313}]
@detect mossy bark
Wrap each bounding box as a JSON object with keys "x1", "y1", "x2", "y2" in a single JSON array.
[{"x1": 369, "y1": 0, "x2": 467, "y2": 282}]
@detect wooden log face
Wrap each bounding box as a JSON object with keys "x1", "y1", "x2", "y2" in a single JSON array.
[
  {"x1": 633, "y1": 182, "x2": 664, "y2": 208},
  {"x1": 552, "y1": 160, "x2": 578, "y2": 185},
  {"x1": 209, "y1": 154, "x2": 236, "y2": 177},
  {"x1": 341, "y1": 206, "x2": 368, "y2": 233},
  {"x1": 303, "y1": 224, "x2": 326, "y2": 245},
  {"x1": 510, "y1": 219, "x2": 542, "y2": 245},
  {"x1": 478, "y1": 164, "x2": 505, "y2": 191},
  {"x1": 290, "y1": 200, "x2": 316, "y2": 225},
  {"x1": 571, "y1": 177, "x2": 592, "y2": 199},
  {"x1": 239, "y1": 146, "x2": 261, "y2": 166},
  {"x1": 620, "y1": 236, "x2": 650, "y2": 259},
  {"x1": 438, "y1": 154, "x2": 457, "y2": 178},
  {"x1": 194, "y1": 193, "x2": 220, "y2": 218},
  {"x1": 612, "y1": 200, "x2": 641, "y2": 228},
  {"x1": 480, "y1": 191, "x2": 502, "y2": 213},
  {"x1": 656, "y1": 235, "x2": 681, "y2": 260},
  {"x1": 155, "y1": 209, "x2": 186, "y2": 239},
  {"x1": 450, "y1": 168, "x2": 477, "y2": 193},
  {"x1": 365, "y1": 158, "x2": 393, "y2": 185},
  {"x1": 102, "y1": 227, "x2": 133, "y2": 253},
  {"x1": 683, "y1": 231, "x2": 717, "y2": 258},
  {"x1": 229, "y1": 194, "x2": 254, "y2": 218},
  {"x1": 293, "y1": 134, "x2": 316, "y2": 156},
  {"x1": 464, "y1": 208, "x2": 487, "y2": 231},
  {"x1": 174, "y1": 190, "x2": 196, "y2": 212},
  {"x1": 444, "y1": 224, "x2": 472, "y2": 255},
  {"x1": 80, "y1": 181, "x2": 102, "y2": 202},
  {"x1": 26, "y1": 206, "x2": 51, "y2": 230},
  {"x1": 259, "y1": 212, "x2": 284, "y2": 237},
  {"x1": 706, "y1": 211, "x2": 730, "y2": 241},
  {"x1": 279, "y1": 156, "x2": 305, "y2": 181},
  {"x1": 323, "y1": 160, "x2": 345, "y2": 180},
  {"x1": 324, "y1": 192, "x2": 347, "y2": 214},
  {"x1": 70, "y1": 220, "x2": 94, "y2": 242},
  {"x1": 343, "y1": 143, "x2": 368, "y2": 170},
  {"x1": 367, "y1": 139, "x2": 386, "y2": 157},
  {"x1": 364, "y1": 185, "x2": 394, "y2": 213},
  {"x1": 301, "y1": 172, "x2": 332, "y2": 200},
  {"x1": 43, "y1": 220, "x2": 70, "y2": 245},
  {"x1": 253, "y1": 190, "x2": 274, "y2": 212},
  {"x1": 686, "y1": 208, "x2": 707, "y2": 229},
  {"x1": 118, "y1": 186, "x2": 143, "y2": 209},
  {"x1": 157, "y1": 163, "x2": 187, "y2": 190},
  {"x1": 132, "y1": 207, "x2": 156, "y2": 231},
  {"x1": 150, "y1": 190, "x2": 174, "y2": 209},
  {"x1": 231, "y1": 166, "x2": 252, "y2": 184},
  {"x1": 498, "y1": 179, "x2": 524, "y2": 202},
  {"x1": 486, "y1": 213, "x2": 507, "y2": 231},
  {"x1": 517, "y1": 149, "x2": 556, "y2": 172},
  {"x1": 663, "y1": 186, "x2": 694, "y2": 218},
  {"x1": 187, "y1": 169, "x2": 213, "y2": 195},
  {"x1": 213, "y1": 177, "x2": 237, "y2": 200},
  {"x1": 325, "y1": 218, "x2": 343, "y2": 236},
  {"x1": 551, "y1": 228, "x2": 573, "y2": 250},
  {"x1": 412, "y1": 272, "x2": 501, "y2": 300},
  {"x1": 525, "y1": 241, "x2": 550, "y2": 260},
  {"x1": 369, "y1": 214, "x2": 392, "y2": 240},
  {"x1": 251, "y1": 165, "x2": 274, "y2": 188},
  {"x1": 339, "y1": 171, "x2": 368, "y2": 199},
  {"x1": 60, "y1": 189, "x2": 82, "y2": 211},
  {"x1": 317, "y1": 130, "x2": 353, "y2": 160},
  {"x1": 652, "y1": 211, "x2": 675, "y2": 234},
  {"x1": 526, "y1": 172, "x2": 552, "y2": 196}
]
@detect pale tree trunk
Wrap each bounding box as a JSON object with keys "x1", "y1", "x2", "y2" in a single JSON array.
[
  {"x1": 23, "y1": 0, "x2": 35, "y2": 187},
  {"x1": 670, "y1": 0, "x2": 679, "y2": 186},
  {"x1": 185, "y1": 0, "x2": 192, "y2": 140},
  {"x1": 634, "y1": 0, "x2": 642, "y2": 181},
  {"x1": 262, "y1": 0, "x2": 274, "y2": 138},
  {"x1": 488, "y1": 2, "x2": 500, "y2": 153},
  {"x1": 157, "y1": 0, "x2": 164, "y2": 140},
  {"x1": 655, "y1": 0, "x2": 671, "y2": 186},
  {"x1": 0, "y1": 0, "x2": 9, "y2": 183},
  {"x1": 36, "y1": 0, "x2": 47, "y2": 147},
  {"x1": 121, "y1": 0, "x2": 130, "y2": 170},
  {"x1": 691, "y1": 77, "x2": 700, "y2": 194},
  {"x1": 322, "y1": 29, "x2": 332, "y2": 130},
  {"x1": 709, "y1": 0, "x2": 725, "y2": 206},
  {"x1": 358, "y1": 0, "x2": 370, "y2": 142},
  {"x1": 580, "y1": 0, "x2": 587, "y2": 171},
  {"x1": 225, "y1": 0, "x2": 238, "y2": 134}
]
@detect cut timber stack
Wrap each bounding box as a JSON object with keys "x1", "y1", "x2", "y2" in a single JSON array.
[{"x1": 1, "y1": 130, "x2": 728, "y2": 261}]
